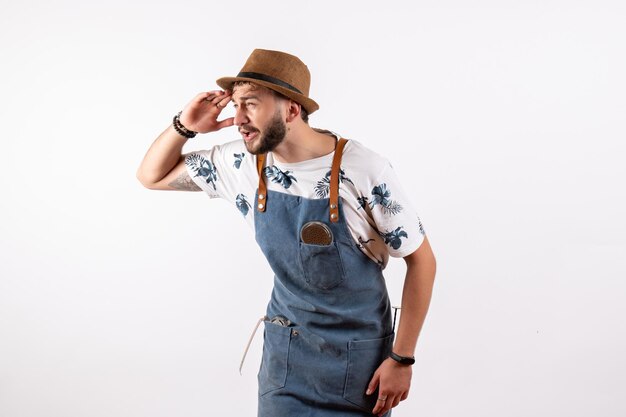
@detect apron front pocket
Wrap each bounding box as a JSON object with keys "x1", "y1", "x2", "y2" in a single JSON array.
[
  {"x1": 258, "y1": 321, "x2": 292, "y2": 396},
  {"x1": 343, "y1": 333, "x2": 394, "y2": 411},
  {"x1": 299, "y1": 242, "x2": 346, "y2": 290}
]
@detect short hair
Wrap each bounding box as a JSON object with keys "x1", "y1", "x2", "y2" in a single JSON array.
[{"x1": 232, "y1": 81, "x2": 309, "y2": 123}]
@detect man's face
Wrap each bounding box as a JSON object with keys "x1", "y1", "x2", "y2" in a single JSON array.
[{"x1": 231, "y1": 84, "x2": 287, "y2": 155}]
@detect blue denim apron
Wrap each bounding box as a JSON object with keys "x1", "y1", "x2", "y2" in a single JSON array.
[{"x1": 254, "y1": 139, "x2": 393, "y2": 416}]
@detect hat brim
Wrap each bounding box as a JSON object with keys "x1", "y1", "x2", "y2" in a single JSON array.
[{"x1": 216, "y1": 76, "x2": 319, "y2": 114}]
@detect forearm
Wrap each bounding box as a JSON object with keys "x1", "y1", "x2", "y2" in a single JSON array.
[
  {"x1": 392, "y1": 242, "x2": 437, "y2": 357},
  {"x1": 136, "y1": 125, "x2": 189, "y2": 185},
  {"x1": 368, "y1": 242, "x2": 436, "y2": 416},
  {"x1": 137, "y1": 91, "x2": 234, "y2": 186}
]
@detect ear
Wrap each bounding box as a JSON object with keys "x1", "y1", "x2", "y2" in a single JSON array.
[{"x1": 285, "y1": 100, "x2": 302, "y2": 123}]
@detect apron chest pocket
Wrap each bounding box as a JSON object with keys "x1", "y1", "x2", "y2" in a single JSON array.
[
  {"x1": 299, "y1": 242, "x2": 346, "y2": 290},
  {"x1": 343, "y1": 333, "x2": 394, "y2": 411},
  {"x1": 258, "y1": 322, "x2": 292, "y2": 396}
]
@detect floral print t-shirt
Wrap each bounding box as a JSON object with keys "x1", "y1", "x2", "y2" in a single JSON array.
[{"x1": 185, "y1": 130, "x2": 426, "y2": 269}]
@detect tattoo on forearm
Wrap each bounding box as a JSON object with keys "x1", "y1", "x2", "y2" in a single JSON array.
[{"x1": 168, "y1": 171, "x2": 202, "y2": 191}]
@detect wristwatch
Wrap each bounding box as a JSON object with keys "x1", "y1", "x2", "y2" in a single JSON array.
[{"x1": 389, "y1": 351, "x2": 415, "y2": 365}]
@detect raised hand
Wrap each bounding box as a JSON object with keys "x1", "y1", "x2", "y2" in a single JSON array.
[{"x1": 178, "y1": 90, "x2": 234, "y2": 134}]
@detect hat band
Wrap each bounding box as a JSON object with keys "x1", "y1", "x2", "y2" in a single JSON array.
[{"x1": 237, "y1": 71, "x2": 303, "y2": 95}]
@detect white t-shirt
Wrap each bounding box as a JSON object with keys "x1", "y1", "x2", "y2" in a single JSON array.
[{"x1": 185, "y1": 131, "x2": 426, "y2": 269}]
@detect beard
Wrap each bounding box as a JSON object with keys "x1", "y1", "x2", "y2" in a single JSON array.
[{"x1": 243, "y1": 111, "x2": 287, "y2": 155}]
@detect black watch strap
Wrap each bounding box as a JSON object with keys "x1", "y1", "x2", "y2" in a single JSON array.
[{"x1": 389, "y1": 351, "x2": 415, "y2": 365}]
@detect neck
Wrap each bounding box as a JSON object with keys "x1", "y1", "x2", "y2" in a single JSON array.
[{"x1": 271, "y1": 123, "x2": 337, "y2": 163}]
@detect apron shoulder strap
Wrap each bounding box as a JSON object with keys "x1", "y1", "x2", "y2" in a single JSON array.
[
  {"x1": 329, "y1": 138, "x2": 349, "y2": 223},
  {"x1": 255, "y1": 137, "x2": 348, "y2": 220},
  {"x1": 256, "y1": 153, "x2": 267, "y2": 212}
]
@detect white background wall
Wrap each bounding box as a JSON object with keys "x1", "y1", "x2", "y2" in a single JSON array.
[{"x1": 1, "y1": 1, "x2": 624, "y2": 416}]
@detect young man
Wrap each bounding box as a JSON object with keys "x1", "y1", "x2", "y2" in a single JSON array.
[{"x1": 136, "y1": 49, "x2": 436, "y2": 417}]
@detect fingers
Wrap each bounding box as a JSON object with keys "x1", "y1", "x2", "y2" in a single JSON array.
[
  {"x1": 368, "y1": 358, "x2": 411, "y2": 415},
  {"x1": 372, "y1": 395, "x2": 386, "y2": 415},
  {"x1": 374, "y1": 392, "x2": 406, "y2": 416},
  {"x1": 373, "y1": 394, "x2": 395, "y2": 416},
  {"x1": 392, "y1": 395, "x2": 401, "y2": 408},
  {"x1": 203, "y1": 90, "x2": 231, "y2": 108},
  {"x1": 177, "y1": 90, "x2": 234, "y2": 134},
  {"x1": 194, "y1": 90, "x2": 224, "y2": 103},
  {"x1": 381, "y1": 394, "x2": 402, "y2": 416},
  {"x1": 215, "y1": 93, "x2": 232, "y2": 109},
  {"x1": 366, "y1": 372, "x2": 380, "y2": 396},
  {"x1": 216, "y1": 117, "x2": 235, "y2": 130},
  {"x1": 368, "y1": 371, "x2": 385, "y2": 414},
  {"x1": 371, "y1": 387, "x2": 408, "y2": 415},
  {"x1": 189, "y1": 90, "x2": 232, "y2": 114},
  {"x1": 381, "y1": 396, "x2": 396, "y2": 416}
]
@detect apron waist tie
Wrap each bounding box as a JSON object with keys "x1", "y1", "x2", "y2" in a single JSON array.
[{"x1": 239, "y1": 315, "x2": 268, "y2": 375}]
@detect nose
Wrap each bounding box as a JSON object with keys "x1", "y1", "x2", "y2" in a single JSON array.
[{"x1": 233, "y1": 107, "x2": 249, "y2": 126}]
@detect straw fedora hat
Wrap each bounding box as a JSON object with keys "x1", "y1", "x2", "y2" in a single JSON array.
[{"x1": 216, "y1": 49, "x2": 319, "y2": 114}]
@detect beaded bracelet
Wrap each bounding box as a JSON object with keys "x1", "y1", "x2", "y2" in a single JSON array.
[
  {"x1": 172, "y1": 111, "x2": 197, "y2": 138},
  {"x1": 174, "y1": 111, "x2": 196, "y2": 135}
]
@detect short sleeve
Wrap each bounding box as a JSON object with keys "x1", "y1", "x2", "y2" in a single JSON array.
[
  {"x1": 368, "y1": 161, "x2": 426, "y2": 258},
  {"x1": 184, "y1": 141, "x2": 250, "y2": 202}
]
